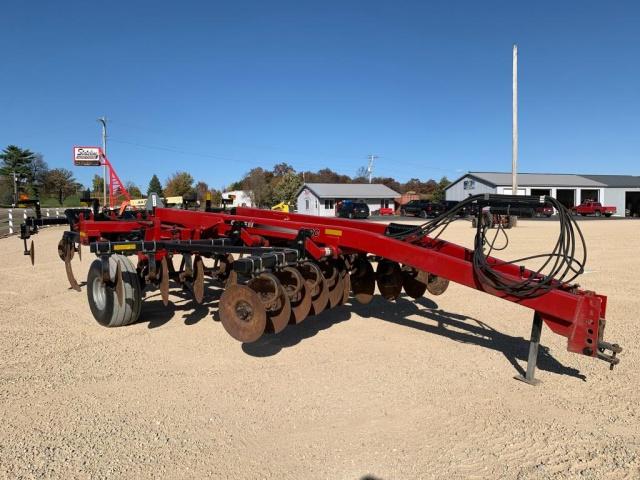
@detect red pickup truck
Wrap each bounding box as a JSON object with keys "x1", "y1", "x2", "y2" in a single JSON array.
[{"x1": 571, "y1": 200, "x2": 616, "y2": 217}]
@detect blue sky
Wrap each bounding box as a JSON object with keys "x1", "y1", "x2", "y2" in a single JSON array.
[{"x1": 1, "y1": 1, "x2": 638, "y2": 191}]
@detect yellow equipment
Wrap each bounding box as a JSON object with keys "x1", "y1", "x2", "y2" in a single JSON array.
[{"x1": 271, "y1": 202, "x2": 290, "y2": 213}]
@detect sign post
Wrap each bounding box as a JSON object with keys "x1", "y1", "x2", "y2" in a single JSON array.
[{"x1": 72, "y1": 146, "x2": 130, "y2": 208}]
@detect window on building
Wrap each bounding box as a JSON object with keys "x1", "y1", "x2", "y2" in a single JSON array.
[
  {"x1": 305, "y1": 199, "x2": 309, "y2": 210},
  {"x1": 324, "y1": 199, "x2": 334, "y2": 209},
  {"x1": 380, "y1": 199, "x2": 389, "y2": 209}
]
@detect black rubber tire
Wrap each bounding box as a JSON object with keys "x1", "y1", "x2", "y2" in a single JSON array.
[
  {"x1": 87, "y1": 254, "x2": 142, "y2": 327},
  {"x1": 595, "y1": 210, "x2": 601, "y2": 217},
  {"x1": 604, "y1": 213, "x2": 612, "y2": 217},
  {"x1": 419, "y1": 210, "x2": 428, "y2": 218}
]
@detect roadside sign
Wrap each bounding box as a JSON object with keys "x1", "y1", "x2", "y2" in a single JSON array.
[{"x1": 73, "y1": 146, "x2": 103, "y2": 166}]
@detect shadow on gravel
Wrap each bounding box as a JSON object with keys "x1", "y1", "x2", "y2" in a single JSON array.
[
  {"x1": 137, "y1": 286, "x2": 221, "y2": 329},
  {"x1": 242, "y1": 294, "x2": 586, "y2": 381}
]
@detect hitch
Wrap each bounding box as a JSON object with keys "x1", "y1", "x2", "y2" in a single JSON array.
[{"x1": 597, "y1": 341, "x2": 622, "y2": 370}]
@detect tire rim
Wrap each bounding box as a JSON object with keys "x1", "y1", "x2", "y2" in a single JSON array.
[{"x1": 92, "y1": 276, "x2": 107, "y2": 311}]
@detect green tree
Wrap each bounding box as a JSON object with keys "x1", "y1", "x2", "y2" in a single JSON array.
[
  {"x1": 431, "y1": 176, "x2": 451, "y2": 202},
  {"x1": 125, "y1": 181, "x2": 143, "y2": 198},
  {"x1": 242, "y1": 167, "x2": 273, "y2": 207},
  {"x1": 43, "y1": 168, "x2": 77, "y2": 205},
  {"x1": 92, "y1": 174, "x2": 104, "y2": 195},
  {"x1": 272, "y1": 171, "x2": 302, "y2": 204},
  {"x1": 195, "y1": 181, "x2": 209, "y2": 203},
  {"x1": 164, "y1": 171, "x2": 195, "y2": 197},
  {"x1": 147, "y1": 174, "x2": 164, "y2": 197},
  {"x1": 0, "y1": 145, "x2": 36, "y2": 181}
]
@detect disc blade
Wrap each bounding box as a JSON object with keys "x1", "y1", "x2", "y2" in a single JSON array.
[
  {"x1": 160, "y1": 256, "x2": 170, "y2": 306},
  {"x1": 376, "y1": 260, "x2": 403, "y2": 301},
  {"x1": 427, "y1": 274, "x2": 450, "y2": 296},
  {"x1": 266, "y1": 285, "x2": 291, "y2": 334},
  {"x1": 328, "y1": 271, "x2": 344, "y2": 308},
  {"x1": 312, "y1": 275, "x2": 329, "y2": 315},
  {"x1": 29, "y1": 241, "x2": 34, "y2": 266},
  {"x1": 219, "y1": 284, "x2": 267, "y2": 343},
  {"x1": 341, "y1": 270, "x2": 350, "y2": 305},
  {"x1": 276, "y1": 267, "x2": 311, "y2": 324},
  {"x1": 402, "y1": 268, "x2": 428, "y2": 299},
  {"x1": 115, "y1": 261, "x2": 124, "y2": 307},
  {"x1": 350, "y1": 258, "x2": 375, "y2": 305},
  {"x1": 193, "y1": 255, "x2": 205, "y2": 304}
]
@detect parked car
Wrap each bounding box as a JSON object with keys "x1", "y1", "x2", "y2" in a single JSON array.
[
  {"x1": 571, "y1": 200, "x2": 616, "y2": 217},
  {"x1": 337, "y1": 201, "x2": 370, "y2": 219},
  {"x1": 535, "y1": 205, "x2": 554, "y2": 217},
  {"x1": 400, "y1": 200, "x2": 444, "y2": 218}
]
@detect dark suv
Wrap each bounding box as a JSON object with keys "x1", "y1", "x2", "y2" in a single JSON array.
[
  {"x1": 400, "y1": 200, "x2": 444, "y2": 218},
  {"x1": 337, "y1": 201, "x2": 370, "y2": 219}
]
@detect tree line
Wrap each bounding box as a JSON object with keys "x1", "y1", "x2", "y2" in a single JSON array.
[{"x1": 1, "y1": 144, "x2": 451, "y2": 208}]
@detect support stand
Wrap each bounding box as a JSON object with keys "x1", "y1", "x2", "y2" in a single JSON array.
[{"x1": 514, "y1": 312, "x2": 543, "y2": 386}]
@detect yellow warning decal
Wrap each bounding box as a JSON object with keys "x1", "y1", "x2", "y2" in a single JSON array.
[
  {"x1": 325, "y1": 228, "x2": 342, "y2": 237},
  {"x1": 113, "y1": 243, "x2": 137, "y2": 251}
]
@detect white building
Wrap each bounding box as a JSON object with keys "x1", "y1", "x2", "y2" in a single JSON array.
[
  {"x1": 445, "y1": 172, "x2": 640, "y2": 217},
  {"x1": 296, "y1": 183, "x2": 400, "y2": 217},
  {"x1": 222, "y1": 190, "x2": 253, "y2": 207}
]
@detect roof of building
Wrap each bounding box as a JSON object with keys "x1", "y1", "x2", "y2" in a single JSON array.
[
  {"x1": 446, "y1": 172, "x2": 640, "y2": 189},
  {"x1": 298, "y1": 183, "x2": 400, "y2": 199}
]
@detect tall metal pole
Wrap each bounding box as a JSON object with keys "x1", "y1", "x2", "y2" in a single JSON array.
[
  {"x1": 367, "y1": 154, "x2": 378, "y2": 184},
  {"x1": 512, "y1": 44, "x2": 518, "y2": 195},
  {"x1": 98, "y1": 116, "x2": 108, "y2": 206}
]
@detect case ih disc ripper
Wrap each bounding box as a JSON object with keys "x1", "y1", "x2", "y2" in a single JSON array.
[{"x1": 19, "y1": 193, "x2": 621, "y2": 384}]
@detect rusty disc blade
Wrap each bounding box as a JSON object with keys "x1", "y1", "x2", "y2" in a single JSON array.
[
  {"x1": 312, "y1": 275, "x2": 329, "y2": 315},
  {"x1": 219, "y1": 284, "x2": 267, "y2": 343},
  {"x1": 115, "y1": 261, "x2": 124, "y2": 307},
  {"x1": 426, "y1": 274, "x2": 450, "y2": 296},
  {"x1": 276, "y1": 267, "x2": 311, "y2": 324},
  {"x1": 226, "y1": 270, "x2": 238, "y2": 288},
  {"x1": 328, "y1": 270, "x2": 344, "y2": 308},
  {"x1": 350, "y1": 258, "x2": 375, "y2": 304},
  {"x1": 217, "y1": 254, "x2": 235, "y2": 281},
  {"x1": 341, "y1": 270, "x2": 350, "y2": 305},
  {"x1": 299, "y1": 262, "x2": 328, "y2": 316},
  {"x1": 193, "y1": 255, "x2": 205, "y2": 304},
  {"x1": 402, "y1": 268, "x2": 429, "y2": 299},
  {"x1": 267, "y1": 285, "x2": 292, "y2": 334},
  {"x1": 248, "y1": 273, "x2": 290, "y2": 334},
  {"x1": 160, "y1": 256, "x2": 170, "y2": 306},
  {"x1": 29, "y1": 240, "x2": 35, "y2": 266},
  {"x1": 376, "y1": 260, "x2": 403, "y2": 301}
]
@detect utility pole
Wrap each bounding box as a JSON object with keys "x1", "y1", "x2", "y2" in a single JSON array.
[
  {"x1": 13, "y1": 172, "x2": 17, "y2": 206},
  {"x1": 512, "y1": 44, "x2": 518, "y2": 195},
  {"x1": 98, "y1": 116, "x2": 108, "y2": 206},
  {"x1": 367, "y1": 154, "x2": 378, "y2": 184}
]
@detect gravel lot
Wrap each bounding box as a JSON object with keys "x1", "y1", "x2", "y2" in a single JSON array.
[{"x1": 1, "y1": 219, "x2": 638, "y2": 479}]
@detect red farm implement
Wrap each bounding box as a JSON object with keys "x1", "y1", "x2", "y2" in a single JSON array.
[{"x1": 19, "y1": 193, "x2": 621, "y2": 384}]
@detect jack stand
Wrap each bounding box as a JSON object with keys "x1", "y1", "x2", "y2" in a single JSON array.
[{"x1": 514, "y1": 312, "x2": 543, "y2": 386}]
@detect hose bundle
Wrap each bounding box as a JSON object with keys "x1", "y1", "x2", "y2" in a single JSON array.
[{"x1": 388, "y1": 194, "x2": 587, "y2": 298}]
